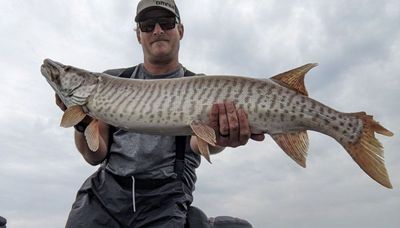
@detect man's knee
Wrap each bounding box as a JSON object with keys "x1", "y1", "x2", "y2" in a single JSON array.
[
  {"x1": 186, "y1": 206, "x2": 252, "y2": 228},
  {"x1": 208, "y1": 216, "x2": 252, "y2": 228}
]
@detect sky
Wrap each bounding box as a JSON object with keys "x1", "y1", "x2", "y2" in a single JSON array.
[{"x1": 0, "y1": 0, "x2": 399, "y2": 227}]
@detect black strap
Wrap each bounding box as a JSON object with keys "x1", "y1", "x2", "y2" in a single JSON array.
[
  {"x1": 174, "y1": 136, "x2": 187, "y2": 180},
  {"x1": 183, "y1": 67, "x2": 196, "y2": 77},
  {"x1": 119, "y1": 66, "x2": 136, "y2": 78}
]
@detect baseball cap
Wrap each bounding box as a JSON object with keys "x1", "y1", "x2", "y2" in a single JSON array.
[{"x1": 135, "y1": 0, "x2": 180, "y2": 22}]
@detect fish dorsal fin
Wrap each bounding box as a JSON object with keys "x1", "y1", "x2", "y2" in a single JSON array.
[
  {"x1": 272, "y1": 131, "x2": 309, "y2": 167},
  {"x1": 60, "y1": 105, "x2": 86, "y2": 128},
  {"x1": 271, "y1": 63, "x2": 318, "y2": 96}
]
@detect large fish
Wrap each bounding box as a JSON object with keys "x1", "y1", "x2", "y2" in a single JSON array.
[{"x1": 41, "y1": 58, "x2": 394, "y2": 188}]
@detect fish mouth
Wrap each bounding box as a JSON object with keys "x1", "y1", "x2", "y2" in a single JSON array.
[{"x1": 41, "y1": 58, "x2": 65, "y2": 81}]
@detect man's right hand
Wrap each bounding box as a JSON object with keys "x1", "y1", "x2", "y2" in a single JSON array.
[
  {"x1": 55, "y1": 93, "x2": 93, "y2": 125},
  {"x1": 55, "y1": 93, "x2": 109, "y2": 165}
]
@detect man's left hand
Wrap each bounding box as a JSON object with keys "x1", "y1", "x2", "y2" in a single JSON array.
[{"x1": 209, "y1": 101, "x2": 265, "y2": 148}]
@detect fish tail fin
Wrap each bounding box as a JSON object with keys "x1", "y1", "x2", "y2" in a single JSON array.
[{"x1": 344, "y1": 113, "x2": 393, "y2": 188}]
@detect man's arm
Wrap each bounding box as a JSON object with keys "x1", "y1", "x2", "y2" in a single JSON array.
[
  {"x1": 190, "y1": 102, "x2": 265, "y2": 154},
  {"x1": 56, "y1": 94, "x2": 109, "y2": 165}
]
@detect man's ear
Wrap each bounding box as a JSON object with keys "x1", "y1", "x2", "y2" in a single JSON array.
[
  {"x1": 136, "y1": 29, "x2": 141, "y2": 44},
  {"x1": 178, "y1": 24, "x2": 184, "y2": 40}
]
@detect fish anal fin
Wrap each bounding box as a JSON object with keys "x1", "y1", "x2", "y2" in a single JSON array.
[
  {"x1": 85, "y1": 119, "x2": 100, "y2": 152},
  {"x1": 196, "y1": 136, "x2": 212, "y2": 163},
  {"x1": 272, "y1": 131, "x2": 309, "y2": 168},
  {"x1": 60, "y1": 105, "x2": 86, "y2": 128},
  {"x1": 344, "y1": 114, "x2": 393, "y2": 188},
  {"x1": 190, "y1": 121, "x2": 216, "y2": 146},
  {"x1": 271, "y1": 63, "x2": 318, "y2": 96}
]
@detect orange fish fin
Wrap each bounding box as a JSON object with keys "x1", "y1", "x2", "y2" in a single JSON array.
[
  {"x1": 344, "y1": 114, "x2": 393, "y2": 188},
  {"x1": 271, "y1": 63, "x2": 318, "y2": 96},
  {"x1": 84, "y1": 119, "x2": 100, "y2": 152},
  {"x1": 190, "y1": 121, "x2": 217, "y2": 146},
  {"x1": 370, "y1": 121, "x2": 393, "y2": 136},
  {"x1": 272, "y1": 131, "x2": 309, "y2": 167},
  {"x1": 196, "y1": 136, "x2": 212, "y2": 163},
  {"x1": 60, "y1": 105, "x2": 86, "y2": 128}
]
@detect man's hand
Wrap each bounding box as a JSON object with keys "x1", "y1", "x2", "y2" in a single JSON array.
[
  {"x1": 55, "y1": 93, "x2": 93, "y2": 124},
  {"x1": 209, "y1": 101, "x2": 265, "y2": 148},
  {"x1": 55, "y1": 94, "x2": 107, "y2": 165}
]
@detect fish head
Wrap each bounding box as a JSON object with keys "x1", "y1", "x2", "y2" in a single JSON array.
[{"x1": 41, "y1": 58, "x2": 98, "y2": 107}]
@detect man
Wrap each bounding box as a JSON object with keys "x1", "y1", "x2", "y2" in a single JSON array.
[{"x1": 58, "y1": 0, "x2": 264, "y2": 227}]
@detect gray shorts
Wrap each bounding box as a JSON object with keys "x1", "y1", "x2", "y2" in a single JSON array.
[{"x1": 65, "y1": 167, "x2": 192, "y2": 228}]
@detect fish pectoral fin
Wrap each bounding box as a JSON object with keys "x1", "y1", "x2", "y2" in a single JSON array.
[
  {"x1": 196, "y1": 136, "x2": 212, "y2": 163},
  {"x1": 60, "y1": 105, "x2": 86, "y2": 128},
  {"x1": 189, "y1": 121, "x2": 217, "y2": 146},
  {"x1": 270, "y1": 63, "x2": 318, "y2": 96},
  {"x1": 272, "y1": 131, "x2": 309, "y2": 168},
  {"x1": 84, "y1": 119, "x2": 100, "y2": 152}
]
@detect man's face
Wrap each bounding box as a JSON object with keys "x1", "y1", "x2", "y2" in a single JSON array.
[{"x1": 137, "y1": 9, "x2": 184, "y2": 64}]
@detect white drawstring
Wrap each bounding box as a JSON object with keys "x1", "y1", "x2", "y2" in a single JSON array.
[{"x1": 131, "y1": 176, "x2": 136, "y2": 212}]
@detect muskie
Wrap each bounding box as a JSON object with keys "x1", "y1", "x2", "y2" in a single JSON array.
[{"x1": 41, "y1": 59, "x2": 394, "y2": 188}]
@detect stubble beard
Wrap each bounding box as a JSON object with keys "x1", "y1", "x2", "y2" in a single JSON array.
[{"x1": 147, "y1": 43, "x2": 179, "y2": 66}]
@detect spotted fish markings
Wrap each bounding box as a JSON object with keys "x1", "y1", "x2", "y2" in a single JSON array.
[{"x1": 41, "y1": 59, "x2": 394, "y2": 188}]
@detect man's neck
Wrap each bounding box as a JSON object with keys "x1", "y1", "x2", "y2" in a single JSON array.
[{"x1": 143, "y1": 59, "x2": 180, "y2": 75}]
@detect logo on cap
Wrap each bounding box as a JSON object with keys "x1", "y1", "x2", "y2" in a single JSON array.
[{"x1": 156, "y1": 0, "x2": 175, "y2": 10}]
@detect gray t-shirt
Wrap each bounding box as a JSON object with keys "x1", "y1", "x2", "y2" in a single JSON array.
[{"x1": 103, "y1": 64, "x2": 201, "y2": 187}]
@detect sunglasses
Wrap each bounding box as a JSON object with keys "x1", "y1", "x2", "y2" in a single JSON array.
[{"x1": 138, "y1": 17, "x2": 177, "y2": 33}]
